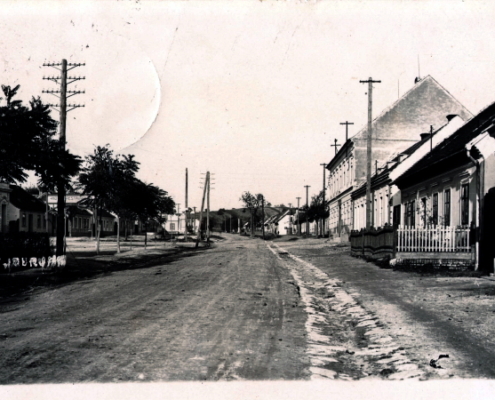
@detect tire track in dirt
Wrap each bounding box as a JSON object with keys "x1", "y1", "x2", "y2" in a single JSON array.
[{"x1": 268, "y1": 242, "x2": 432, "y2": 380}]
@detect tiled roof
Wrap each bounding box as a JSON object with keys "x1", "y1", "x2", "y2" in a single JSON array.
[{"x1": 394, "y1": 100, "x2": 495, "y2": 188}]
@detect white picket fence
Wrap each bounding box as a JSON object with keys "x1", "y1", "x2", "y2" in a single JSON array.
[{"x1": 397, "y1": 226, "x2": 471, "y2": 253}]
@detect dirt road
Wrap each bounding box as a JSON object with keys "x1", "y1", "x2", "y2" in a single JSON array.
[
  {"x1": 0, "y1": 235, "x2": 309, "y2": 383},
  {"x1": 2, "y1": 234, "x2": 495, "y2": 383},
  {"x1": 274, "y1": 238, "x2": 495, "y2": 380}
]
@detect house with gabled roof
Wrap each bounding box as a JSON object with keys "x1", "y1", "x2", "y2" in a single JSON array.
[
  {"x1": 392, "y1": 100, "x2": 495, "y2": 271},
  {"x1": 326, "y1": 76, "x2": 472, "y2": 242},
  {"x1": 264, "y1": 208, "x2": 296, "y2": 235},
  {"x1": 351, "y1": 114, "x2": 467, "y2": 230}
]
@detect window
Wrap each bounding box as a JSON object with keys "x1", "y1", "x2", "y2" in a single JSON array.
[
  {"x1": 405, "y1": 200, "x2": 415, "y2": 227},
  {"x1": 444, "y1": 189, "x2": 451, "y2": 226},
  {"x1": 170, "y1": 223, "x2": 175, "y2": 231},
  {"x1": 393, "y1": 205, "x2": 401, "y2": 227},
  {"x1": 22, "y1": 213, "x2": 26, "y2": 227},
  {"x1": 37, "y1": 214, "x2": 41, "y2": 229},
  {"x1": 432, "y1": 193, "x2": 438, "y2": 226},
  {"x1": 421, "y1": 197, "x2": 427, "y2": 227},
  {"x1": 461, "y1": 183, "x2": 469, "y2": 226},
  {"x1": 43, "y1": 216, "x2": 46, "y2": 229}
]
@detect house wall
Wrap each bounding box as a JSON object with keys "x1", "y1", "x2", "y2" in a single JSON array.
[
  {"x1": 326, "y1": 77, "x2": 471, "y2": 241},
  {"x1": 400, "y1": 164, "x2": 476, "y2": 228},
  {"x1": 353, "y1": 184, "x2": 391, "y2": 230},
  {"x1": 68, "y1": 216, "x2": 92, "y2": 237},
  {"x1": 14, "y1": 209, "x2": 47, "y2": 233},
  {"x1": 353, "y1": 78, "x2": 472, "y2": 187},
  {"x1": 327, "y1": 148, "x2": 354, "y2": 241}
]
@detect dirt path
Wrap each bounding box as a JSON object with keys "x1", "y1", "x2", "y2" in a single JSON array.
[
  {"x1": 3, "y1": 234, "x2": 494, "y2": 383},
  {"x1": 0, "y1": 235, "x2": 309, "y2": 383},
  {"x1": 274, "y1": 238, "x2": 495, "y2": 379}
]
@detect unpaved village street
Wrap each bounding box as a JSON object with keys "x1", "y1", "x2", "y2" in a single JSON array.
[{"x1": 1, "y1": 235, "x2": 495, "y2": 383}]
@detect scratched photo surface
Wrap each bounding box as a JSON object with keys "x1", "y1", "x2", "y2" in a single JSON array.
[{"x1": 1, "y1": 1, "x2": 495, "y2": 399}]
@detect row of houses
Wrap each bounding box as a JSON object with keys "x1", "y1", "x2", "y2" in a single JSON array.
[
  {"x1": 325, "y1": 75, "x2": 495, "y2": 272},
  {"x1": 0, "y1": 186, "x2": 156, "y2": 237}
]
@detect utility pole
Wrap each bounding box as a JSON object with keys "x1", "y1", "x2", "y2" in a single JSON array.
[
  {"x1": 320, "y1": 163, "x2": 327, "y2": 238},
  {"x1": 331, "y1": 139, "x2": 341, "y2": 156},
  {"x1": 206, "y1": 173, "x2": 210, "y2": 245},
  {"x1": 288, "y1": 203, "x2": 292, "y2": 234},
  {"x1": 195, "y1": 172, "x2": 209, "y2": 248},
  {"x1": 360, "y1": 77, "x2": 381, "y2": 229},
  {"x1": 304, "y1": 185, "x2": 310, "y2": 236},
  {"x1": 176, "y1": 204, "x2": 180, "y2": 235},
  {"x1": 262, "y1": 195, "x2": 265, "y2": 240},
  {"x1": 43, "y1": 60, "x2": 85, "y2": 256},
  {"x1": 340, "y1": 121, "x2": 354, "y2": 142},
  {"x1": 185, "y1": 168, "x2": 188, "y2": 242},
  {"x1": 296, "y1": 197, "x2": 301, "y2": 235}
]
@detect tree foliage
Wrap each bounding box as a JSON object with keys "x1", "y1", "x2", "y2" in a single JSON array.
[
  {"x1": 78, "y1": 145, "x2": 175, "y2": 224},
  {"x1": 239, "y1": 191, "x2": 270, "y2": 230},
  {"x1": 304, "y1": 190, "x2": 329, "y2": 222},
  {"x1": 0, "y1": 85, "x2": 81, "y2": 189}
]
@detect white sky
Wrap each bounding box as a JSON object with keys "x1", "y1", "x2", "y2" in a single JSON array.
[{"x1": 3, "y1": 0, "x2": 495, "y2": 210}]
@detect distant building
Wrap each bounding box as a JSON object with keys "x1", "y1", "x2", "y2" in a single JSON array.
[
  {"x1": 0, "y1": 184, "x2": 47, "y2": 233},
  {"x1": 326, "y1": 76, "x2": 472, "y2": 241}
]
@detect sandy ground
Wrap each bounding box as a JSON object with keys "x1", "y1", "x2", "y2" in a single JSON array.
[
  {"x1": 0, "y1": 235, "x2": 309, "y2": 383},
  {"x1": 275, "y1": 237, "x2": 495, "y2": 379},
  {"x1": 1, "y1": 234, "x2": 495, "y2": 385}
]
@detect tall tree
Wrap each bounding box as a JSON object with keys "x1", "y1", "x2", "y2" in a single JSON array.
[
  {"x1": 79, "y1": 145, "x2": 175, "y2": 253},
  {"x1": 0, "y1": 85, "x2": 80, "y2": 188}
]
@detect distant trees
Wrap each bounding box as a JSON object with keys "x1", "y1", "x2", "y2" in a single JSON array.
[
  {"x1": 303, "y1": 190, "x2": 328, "y2": 237},
  {"x1": 78, "y1": 145, "x2": 175, "y2": 253},
  {"x1": 239, "y1": 191, "x2": 270, "y2": 237},
  {"x1": 0, "y1": 84, "x2": 81, "y2": 190}
]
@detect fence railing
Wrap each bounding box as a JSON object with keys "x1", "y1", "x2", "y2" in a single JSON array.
[
  {"x1": 397, "y1": 225, "x2": 471, "y2": 253},
  {"x1": 350, "y1": 226, "x2": 395, "y2": 260}
]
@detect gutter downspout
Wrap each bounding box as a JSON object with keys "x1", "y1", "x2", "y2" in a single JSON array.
[{"x1": 466, "y1": 147, "x2": 483, "y2": 271}]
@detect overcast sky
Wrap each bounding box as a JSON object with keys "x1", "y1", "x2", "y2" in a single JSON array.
[{"x1": 3, "y1": 0, "x2": 495, "y2": 210}]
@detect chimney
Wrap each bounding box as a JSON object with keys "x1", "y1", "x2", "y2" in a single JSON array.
[{"x1": 420, "y1": 133, "x2": 430, "y2": 140}]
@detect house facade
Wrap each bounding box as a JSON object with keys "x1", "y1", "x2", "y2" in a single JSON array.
[
  {"x1": 326, "y1": 76, "x2": 472, "y2": 242},
  {"x1": 393, "y1": 101, "x2": 495, "y2": 271},
  {"x1": 0, "y1": 184, "x2": 48, "y2": 233},
  {"x1": 351, "y1": 115, "x2": 467, "y2": 230},
  {"x1": 264, "y1": 209, "x2": 296, "y2": 235}
]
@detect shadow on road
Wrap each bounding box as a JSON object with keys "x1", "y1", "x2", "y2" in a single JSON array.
[{"x1": 0, "y1": 245, "x2": 208, "y2": 304}]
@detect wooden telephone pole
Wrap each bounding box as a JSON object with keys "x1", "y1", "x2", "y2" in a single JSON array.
[
  {"x1": 360, "y1": 77, "x2": 381, "y2": 229},
  {"x1": 43, "y1": 60, "x2": 85, "y2": 256},
  {"x1": 195, "y1": 172, "x2": 209, "y2": 248},
  {"x1": 320, "y1": 163, "x2": 327, "y2": 237},
  {"x1": 185, "y1": 168, "x2": 188, "y2": 242},
  {"x1": 304, "y1": 185, "x2": 310, "y2": 236},
  {"x1": 296, "y1": 197, "x2": 301, "y2": 235},
  {"x1": 331, "y1": 139, "x2": 341, "y2": 156},
  {"x1": 340, "y1": 121, "x2": 354, "y2": 142}
]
